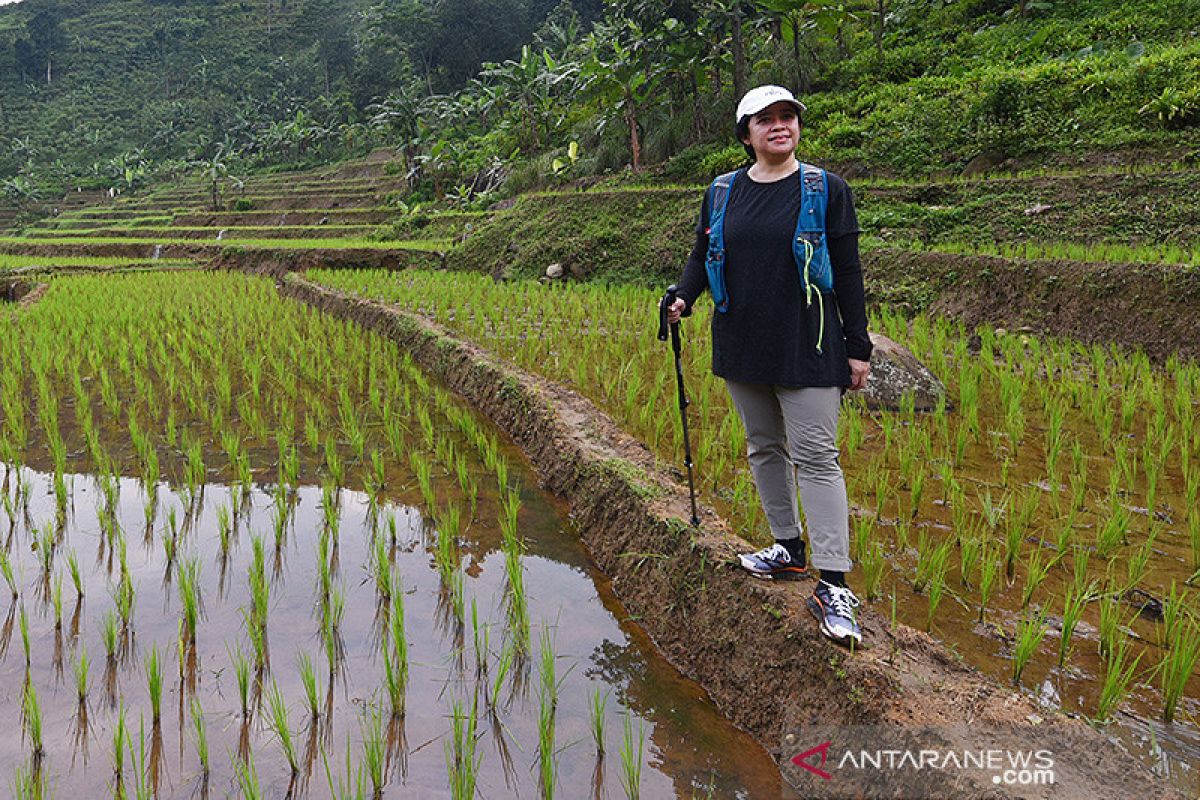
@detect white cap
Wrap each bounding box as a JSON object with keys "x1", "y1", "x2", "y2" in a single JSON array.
[{"x1": 735, "y1": 85, "x2": 806, "y2": 124}]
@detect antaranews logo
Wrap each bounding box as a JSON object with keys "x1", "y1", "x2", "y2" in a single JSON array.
[
  {"x1": 787, "y1": 736, "x2": 1056, "y2": 792},
  {"x1": 791, "y1": 741, "x2": 833, "y2": 780}
]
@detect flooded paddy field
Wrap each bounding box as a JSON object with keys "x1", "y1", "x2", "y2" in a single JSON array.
[
  {"x1": 0, "y1": 272, "x2": 787, "y2": 798},
  {"x1": 307, "y1": 268, "x2": 1200, "y2": 790}
]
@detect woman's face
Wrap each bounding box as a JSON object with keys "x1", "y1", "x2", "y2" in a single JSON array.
[{"x1": 741, "y1": 101, "x2": 801, "y2": 161}]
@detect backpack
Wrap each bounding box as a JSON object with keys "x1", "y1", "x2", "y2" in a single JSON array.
[{"x1": 703, "y1": 163, "x2": 834, "y2": 351}]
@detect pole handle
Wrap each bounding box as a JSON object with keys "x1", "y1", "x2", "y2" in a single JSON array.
[{"x1": 657, "y1": 284, "x2": 678, "y2": 342}]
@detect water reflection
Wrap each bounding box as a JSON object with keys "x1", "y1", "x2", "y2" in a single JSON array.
[{"x1": 0, "y1": 463, "x2": 787, "y2": 797}]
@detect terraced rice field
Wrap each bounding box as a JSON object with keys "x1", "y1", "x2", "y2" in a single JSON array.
[
  {"x1": 4, "y1": 154, "x2": 1198, "y2": 794},
  {"x1": 0, "y1": 273, "x2": 789, "y2": 798},
  {"x1": 310, "y1": 266, "x2": 1200, "y2": 784}
]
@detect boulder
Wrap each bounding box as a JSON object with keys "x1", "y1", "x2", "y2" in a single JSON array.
[
  {"x1": 860, "y1": 333, "x2": 950, "y2": 412},
  {"x1": 545, "y1": 262, "x2": 564, "y2": 279}
]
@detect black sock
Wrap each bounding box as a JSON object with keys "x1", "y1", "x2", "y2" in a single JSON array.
[
  {"x1": 776, "y1": 538, "x2": 805, "y2": 566},
  {"x1": 820, "y1": 570, "x2": 846, "y2": 588}
]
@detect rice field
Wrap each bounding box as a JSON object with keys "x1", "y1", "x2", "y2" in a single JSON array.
[
  {"x1": 0, "y1": 272, "x2": 785, "y2": 798},
  {"x1": 0, "y1": 236, "x2": 450, "y2": 251},
  {"x1": 309, "y1": 267, "x2": 1200, "y2": 775},
  {"x1": 0, "y1": 255, "x2": 195, "y2": 271}
]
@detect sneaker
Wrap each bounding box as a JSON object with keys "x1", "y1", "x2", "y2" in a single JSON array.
[
  {"x1": 738, "y1": 542, "x2": 806, "y2": 579},
  {"x1": 807, "y1": 581, "x2": 862, "y2": 645}
]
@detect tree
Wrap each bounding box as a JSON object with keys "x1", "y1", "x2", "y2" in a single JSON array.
[
  {"x1": 582, "y1": 19, "x2": 664, "y2": 170},
  {"x1": 480, "y1": 45, "x2": 578, "y2": 154},
  {"x1": 25, "y1": 9, "x2": 65, "y2": 84}
]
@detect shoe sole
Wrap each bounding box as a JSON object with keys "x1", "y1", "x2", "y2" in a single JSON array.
[
  {"x1": 746, "y1": 567, "x2": 806, "y2": 581},
  {"x1": 806, "y1": 595, "x2": 862, "y2": 646},
  {"x1": 738, "y1": 559, "x2": 807, "y2": 580}
]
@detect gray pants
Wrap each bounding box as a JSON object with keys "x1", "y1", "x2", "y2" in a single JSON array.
[{"x1": 724, "y1": 380, "x2": 852, "y2": 573}]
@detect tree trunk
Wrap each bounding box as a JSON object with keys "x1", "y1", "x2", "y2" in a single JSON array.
[
  {"x1": 624, "y1": 89, "x2": 641, "y2": 171},
  {"x1": 876, "y1": 0, "x2": 886, "y2": 54},
  {"x1": 791, "y1": 17, "x2": 803, "y2": 91},
  {"x1": 731, "y1": 10, "x2": 747, "y2": 103}
]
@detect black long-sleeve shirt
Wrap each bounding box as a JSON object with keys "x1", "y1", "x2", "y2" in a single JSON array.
[{"x1": 675, "y1": 167, "x2": 872, "y2": 387}]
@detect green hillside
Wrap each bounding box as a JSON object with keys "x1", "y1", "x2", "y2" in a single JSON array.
[{"x1": 1, "y1": 0, "x2": 1197, "y2": 217}]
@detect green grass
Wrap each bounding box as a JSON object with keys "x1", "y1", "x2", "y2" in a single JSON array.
[
  {"x1": 0, "y1": 254, "x2": 193, "y2": 269},
  {"x1": 25, "y1": 225, "x2": 379, "y2": 238},
  {"x1": 0, "y1": 236, "x2": 452, "y2": 251}
]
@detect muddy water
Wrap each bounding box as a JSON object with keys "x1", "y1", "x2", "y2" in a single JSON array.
[{"x1": 0, "y1": 461, "x2": 794, "y2": 799}]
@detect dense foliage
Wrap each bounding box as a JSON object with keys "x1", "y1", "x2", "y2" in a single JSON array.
[{"x1": 1, "y1": 0, "x2": 1197, "y2": 208}]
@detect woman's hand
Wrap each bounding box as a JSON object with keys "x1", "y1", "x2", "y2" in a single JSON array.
[
  {"x1": 848, "y1": 358, "x2": 870, "y2": 391},
  {"x1": 665, "y1": 297, "x2": 686, "y2": 325}
]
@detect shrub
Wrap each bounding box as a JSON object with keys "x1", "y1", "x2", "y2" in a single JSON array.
[{"x1": 699, "y1": 144, "x2": 750, "y2": 176}]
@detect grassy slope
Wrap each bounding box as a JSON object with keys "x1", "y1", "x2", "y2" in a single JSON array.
[{"x1": 449, "y1": 171, "x2": 1200, "y2": 287}]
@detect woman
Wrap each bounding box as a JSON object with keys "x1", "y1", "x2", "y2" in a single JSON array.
[{"x1": 665, "y1": 85, "x2": 872, "y2": 645}]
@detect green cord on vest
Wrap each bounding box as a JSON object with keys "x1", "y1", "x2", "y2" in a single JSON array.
[{"x1": 799, "y1": 239, "x2": 825, "y2": 353}]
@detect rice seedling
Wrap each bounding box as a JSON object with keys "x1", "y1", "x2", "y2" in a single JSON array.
[
  {"x1": 11, "y1": 762, "x2": 49, "y2": 799},
  {"x1": 491, "y1": 638, "x2": 514, "y2": 710},
  {"x1": 859, "y1": 541, "x2": 885, "y2": 602},
  {"x1": 299, "y1": 653, "x2": 321, "y2": 724},
  {"x1": 18, "y1": 604, "x2": 29, "y2": 665},
  {"x1": 360, "y1": 703, "x2": 387, "y2": 797},
  {"x1": 323, "y1": 739, "x2": 367, "y2": 800},
  {"x1": 128, "y1": 716, "x2": 153, "y2": 800},
  {"x1": 1057, "y1": 583, "x2": 1090, "y2": 669},
  {"x1": 373, "y1": 530, "x2": 391, "y2": 601},
  {"x1": 266, "y1": 679, "x2": 299, "y2": 778},
  {"x1": 234, "y1": 748, "x2": 262, "y2": 800},
  {"x1": 1020, "y1": 546, "x2": 1059, "y2": 610},
  {"x1": 1097, "y1": 592, "x2": 1124, "y2": 659},
  {"x1": 144, "y1": 645, "x2": 163, "y2": 725},
  {"x1": 446, "y1": 696, "x2": 481, "y2": 800},
  {"x1": 1158, "y1": 582, "x2": 1189, "y2": 647},
  {"x1": 977, "y1": 550, "x2": 1001, "y2": 623},
  {"x1": 22, "y1": 680, "x2": 43, "y2": 764},
  {"x1": 1094, "y1": 502, "x2": 1132, "y2": 560},
  {"x1": 590, "y1": 688, "x2": 607, "y2": 757},
  {"x1": 0, "y1": 549, "x2": 17, "y2": 600},
  {"x1": 1160, "y1": 618, "x2": 1200, "y2": 723},
  {"x1": 1011, "y1": 605, "x2": 1048, "y2": 686},
  {"x1": 177, "y1": 556, "x2": 202, "y2": 644},
  {"x1": 1124, "y1": 530, "x2": 1156, "y2": 591},
  {"x1": 230, "y1": 646, "x2": 251, "y2": 720},
  {"x1": 75, "y1": 645, "x2": 90, "y2": 706},
  {"x1": 111, "y1": 704, "x2": 128, "y2": 791},
  {"x1": 1095, "y1": 636, "x2": 1144, "y2": 723},
  {"x1": 51, "y1": 573, "x2": 64, "y2": 630},
  {"x1": 67, "y1": 548, "x2": 83, "y2": 599},
  {"x1": 189, "y1": 697, "x2": 210, "y2": 784},
  {"x1": 618, "y1": 712, "x2": 645, "y2": 800},
  {"x1": 537, "y1": 680, "x2": 557, "y2": 798}
]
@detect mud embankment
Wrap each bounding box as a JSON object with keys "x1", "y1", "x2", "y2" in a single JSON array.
[
  {"x1": 864, "y1": 248, "x2": 1200, "y2": 362},
  {"x1": 277, "y1": 273, "x2": 1180, "y2": 800},
  {"x1": 213, "y1": 246, "x2": 443, "y2": 276}
]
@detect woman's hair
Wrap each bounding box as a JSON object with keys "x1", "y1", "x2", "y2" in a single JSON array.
[{"x1": 736, "y1": 118, "x2": 754, "y2": 160}]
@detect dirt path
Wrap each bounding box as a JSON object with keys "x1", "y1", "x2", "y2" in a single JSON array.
[{"x1": 278, "y1": 274, "x2": 1182, "y2": 800}]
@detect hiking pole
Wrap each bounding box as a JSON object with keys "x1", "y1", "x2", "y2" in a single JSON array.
[{"x1": 658, "y1": 285, "x2": 700, "y2": 526}]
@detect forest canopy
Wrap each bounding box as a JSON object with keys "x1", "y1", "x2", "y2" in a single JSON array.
[{"x1": 0, "y1": 0, "x2": 1197, "y2": 206}]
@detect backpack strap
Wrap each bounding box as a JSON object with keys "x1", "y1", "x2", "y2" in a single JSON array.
[
  {"x1": 793, "y1": 164, "x2": 832, "y2": 352},
  {"x1": 704, "y1": 169, "x2": 739, "y2": 314}
]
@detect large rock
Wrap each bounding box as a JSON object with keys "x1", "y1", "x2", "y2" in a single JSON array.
[{"x1": 860, "y1": 333, "x2": 950, "y2": 412}]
